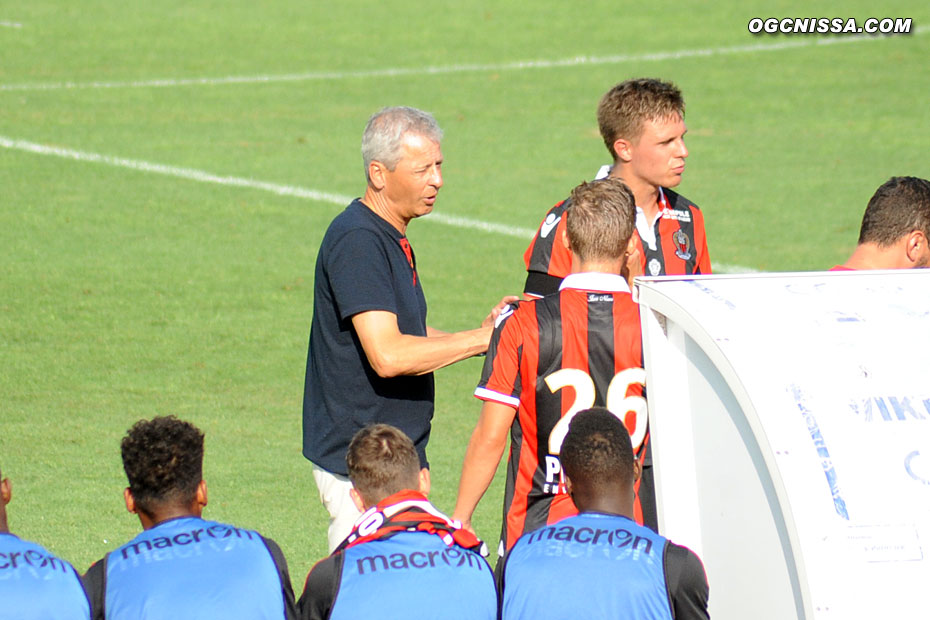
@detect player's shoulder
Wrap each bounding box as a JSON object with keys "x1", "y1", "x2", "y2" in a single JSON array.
[
  {"x1": 493, "y1": 299, "x2": 527, "y2": 329},
  {"x1": 325, "y1": 204, "x2": 384, "y2": 240},
  {"x1": 545, "y1": 196, "x2": 572, "y2": 217},
  {"x1": 530, "y1": 197, "x2": 572, "y2": 241},
  {"x1": 663, "y1": 187, "x2": 701, "y2": 211}
]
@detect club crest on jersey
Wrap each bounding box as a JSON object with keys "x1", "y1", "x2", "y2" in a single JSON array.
[
  {"x1": 673, "y1": 230, "x2": 692, "y2": 260},
  {"x1": 648, "y1": 258, "x2": 662, "y2": 276}
]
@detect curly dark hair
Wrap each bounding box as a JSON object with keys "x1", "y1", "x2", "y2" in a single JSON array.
[
  {"x1": 560, "y1": 408, "x2": 634, "y2": 489},
  {"x1": 121, "y1": 416, "x2": 204, "y2": 514}
]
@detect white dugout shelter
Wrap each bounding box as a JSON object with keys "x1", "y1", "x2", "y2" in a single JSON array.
[{"x1": 636, "y1": 270, "x2": 930, "y2": 620}]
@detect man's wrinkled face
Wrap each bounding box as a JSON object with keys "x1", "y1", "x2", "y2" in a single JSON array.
[{"x1": 381, "y1": 133, "x2": 443, "y2": 221}]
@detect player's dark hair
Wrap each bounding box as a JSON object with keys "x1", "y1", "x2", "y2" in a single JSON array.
[
  {"x1": 567, "y1": 177, "x2": 636, "y2": 263},
  {"x1": 561, "y1": 408, "x2": 634, "y2": 489},
  {"x1": 598, "y1": 78, "x2": 685, "y2": 160},
  {"x1": 858, "y1": 176, "x2": 930, "y2": 246},
  {"x1": 121, "y1": 416, "x2": 204, "y2": 515},
  {"x1": 347, "y1": 424, "x2": 421, "y2": 506}
]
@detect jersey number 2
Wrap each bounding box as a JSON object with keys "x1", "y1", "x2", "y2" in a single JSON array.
[{"x1": 545, "y1": 368, "x2": 647, "y2": 454}]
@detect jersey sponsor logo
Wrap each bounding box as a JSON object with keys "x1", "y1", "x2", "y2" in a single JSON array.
[
  {"x1": 587, "y1": 293, "x2": 613, "y2": 303},
  {"x1": 542, "y1": 455, "x2": 568, "y2": 494},
  {"x1": 673, "y1": 229, "x2": 692, "y2": 261},
  {"x1": 660, "y1": 208, "x2": 692, "y2": 223},
  {"x1": 648, "y1": 258, "x2": 662, "y2": 276},
  {"x1": 523, "y1": 523, "x2": 655, "y2": 555},
  {"x1": 0, "y1": 549, "x2": 69, "y2": 572},
  {"x1": 354, "y1": 547, "x2": 487, "y2": 575},
  {"x1": 539, "y1": 213, "x2": 561, "y2": 239},
  {"x1": 118, "y1": 524, "x2": 259, "y2": 561}
]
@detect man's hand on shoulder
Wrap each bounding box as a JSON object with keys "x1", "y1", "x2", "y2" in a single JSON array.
[{"x1": 482, "y1": 296, "x2": 520, "y2": 328}]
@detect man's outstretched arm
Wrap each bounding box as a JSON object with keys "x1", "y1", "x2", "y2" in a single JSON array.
[{"x1": 352, "y1": 297, "x2": 517, "y2": 377}]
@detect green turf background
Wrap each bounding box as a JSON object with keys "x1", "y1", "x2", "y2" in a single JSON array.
[{"x1": 1, "y1": 0, "x2": 928, "y2": 587}]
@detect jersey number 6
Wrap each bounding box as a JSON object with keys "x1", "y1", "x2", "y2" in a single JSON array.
[{"x1": 545, "y1": 367, "x2": 647, "y2": 454}]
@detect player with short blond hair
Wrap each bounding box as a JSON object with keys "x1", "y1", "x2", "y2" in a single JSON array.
[
  {"x1": 456, "y1": 177, "x2": 654, "y2": 559},
  {"x1": 524, "y1": 77, "x2": 710, "y2": 298}
]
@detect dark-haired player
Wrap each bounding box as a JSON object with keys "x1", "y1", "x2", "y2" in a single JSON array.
[
  {"x1": 523, "y1": 77, "x2": 710, "y2": 298},
  {"x1": 455, "y1": 178, "x2": 654, "y2": 558},
  {"x1": 298, "y1": 424, "x2": 496, "y2": 620},
  {"x1": 82, "y1": 416, "x2": 297, "y2": 620},
  {"x1": 500, "y1": 408, "x2": 709, "y2": 619},
  {"x1": 0, "y1": 465, "x2": 91, "y2": 620},
  {"x1": 834, "y1": 176, "x2": 930, "y2": 270}
]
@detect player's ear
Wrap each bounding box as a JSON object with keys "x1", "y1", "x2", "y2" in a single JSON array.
[
  {"x1": 626, "y1": 235, "x2": 638, "y2": 255},
  {"x1": 561, "y1": 226, "x2": 572, "y2": 252},
  {"x1": 195, "y1": 480, "x2": 208, "y2": 509},
  {"x1": 349, "y1": 487, "x2": 367, "y2": 512},
  {"x1": 904, "y1": 230, "x2": 926, "y2": 264},
  {"x1": 368, "y1": 160, "x2": 387, "y2": 190},
  {"x1": 564, "y1": 474, "x2": 573, "y2": 498},
  {"x1": 124, "y1": 488, "x2": 137, "y2": 514},
  {"x1": 1, "y1": 478, "x2": 11, "y2": 506},
  {"x1": 613, "y1": 137, "x2": 634, "y2": 164},
  {"x1": 418, "y1": 468, "x2": 431, "y2": 496},
  {"x1": 632, "y1": 459, "x2": 642, "y2": 484}
]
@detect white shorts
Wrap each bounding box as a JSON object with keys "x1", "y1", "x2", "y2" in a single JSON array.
[{"x1": 311, "y1": 464, "x2": 362, "y2": 553}]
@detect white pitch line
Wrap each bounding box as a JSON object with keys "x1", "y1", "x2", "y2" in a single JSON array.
[
  {"x1": 0, "y1": 135, "x2": 536, "y2": 240},
  {"x1": 0, "y1": 134, "x2": 758, "y2": 273},
  {"x1": 1, "y1": 27, "x2": 925, "y2": 93},
  {"x1": 0, "y1": 20, "x2": 23, "y2": 28}
]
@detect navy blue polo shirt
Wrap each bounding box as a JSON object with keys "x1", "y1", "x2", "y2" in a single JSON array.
[{"x1": 302, "y1": 200, "x2": 433, "y2": 475}]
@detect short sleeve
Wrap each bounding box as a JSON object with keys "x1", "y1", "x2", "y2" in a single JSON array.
[
  {"x1": 523, "y1": 202, "x2": 572, "y2": 297},
  {"x1": 324, "y1": 229, "x2": 399, "y2": 321},
  {"x1": 474, "y1": 304, "x2": 524, "y2": 408}
]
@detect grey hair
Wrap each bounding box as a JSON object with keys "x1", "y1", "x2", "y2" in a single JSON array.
[{"x1": 361, "y1": 106, "x2": 443, "y2": 181}]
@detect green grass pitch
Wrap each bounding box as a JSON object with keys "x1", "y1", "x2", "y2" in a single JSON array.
[{"x1": 1, "y1": 0, "x2": 928, "y2": 587}]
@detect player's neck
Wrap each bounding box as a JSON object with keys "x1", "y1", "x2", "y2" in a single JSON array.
[
  {"x1": 607, "y1": 167, "x2": 661, "y2": 220},
  {"x1": 842, "y1": 243, "x2": 907, "y2": 270},
  {"x1": 140, "y1": 504, "x2": 203, "y2": 530},
  {"x1": 573, "y1": 257, "x2": 625, "y2": 277},
  {"x1": 572, "y1": 493, "x2": 633, "y2": 520},
  {"x1": 361, "y1": 189, "x2": 410, "y2": 235}
]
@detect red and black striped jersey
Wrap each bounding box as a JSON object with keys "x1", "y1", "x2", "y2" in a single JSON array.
[
  {"x1": 475, "y1": 272, "x2": 648, "y2": 551},
  {"x1": 523, "y1": 187, "x2": 711, "y2": 297}
]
